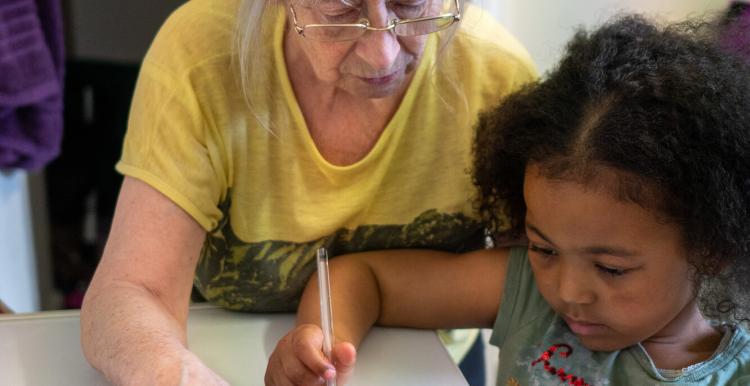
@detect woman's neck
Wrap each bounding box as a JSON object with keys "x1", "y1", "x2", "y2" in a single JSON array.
[{"x1": 283, "y1": 29, "x2": 411, "y2": 166}]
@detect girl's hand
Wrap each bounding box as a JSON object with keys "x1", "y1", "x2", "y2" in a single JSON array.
[{"x1": 265, "y1": 324, "x2": 357, "y2": 385}]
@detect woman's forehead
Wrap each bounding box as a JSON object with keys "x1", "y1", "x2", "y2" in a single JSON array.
[
  {"x1": 292, "y1": 0, "x2": 439, "y2": 8},
  {"x1": 293, "y1": 0, "x2": 362, "y2": 7}
]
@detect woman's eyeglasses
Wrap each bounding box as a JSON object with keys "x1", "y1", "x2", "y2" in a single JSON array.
[{"x1": 288, "y1": 0, "x2": 462, "y2": 42}]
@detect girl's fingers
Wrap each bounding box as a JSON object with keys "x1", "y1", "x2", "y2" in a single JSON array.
[
  {"x1": 265, "y1": 324, "x2": 357, "y2": 385},
  {"x1": 332, "y1": 342, "x2": 358, "y2": 384},
  {"x1": 266, "y1": 327, "x2": 326, "y2": 386},
  {"x1": 266, "y1": 351, "x2": 300, "y2": 386},
  {"x1": 278, "y1": 353, "x2": 320, "y2": 385},
  {"x1": 292, "y1": 324, "x2": 337, "y2": 380}
]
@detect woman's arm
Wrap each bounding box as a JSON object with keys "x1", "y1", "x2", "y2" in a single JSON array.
[
  {"x1": 80, "y1": 176, "x2": 227, "y2": 385},
  {"x1": 266, "y1": 247, "x2": 510, "y2": 385}
]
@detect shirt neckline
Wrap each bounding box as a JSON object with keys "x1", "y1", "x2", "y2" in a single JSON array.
[{"x1": 629, "y1": 323, "x2": 748, "y2": 381}]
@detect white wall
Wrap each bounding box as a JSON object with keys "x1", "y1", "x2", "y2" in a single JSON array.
[
  {"x1": 487, "y1": 0, "x2": 727, "y2": 74},
  {"x1": 0, "y1": 171, "x2": 39, "y2": 313}
]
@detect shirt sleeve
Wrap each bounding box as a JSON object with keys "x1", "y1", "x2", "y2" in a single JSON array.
[
  {"x1": 490, "y1": 247, "x2": 550, "y2": 348},
  {"x1": 115, "y1": 11, "x2": 230, "y2": 232}
]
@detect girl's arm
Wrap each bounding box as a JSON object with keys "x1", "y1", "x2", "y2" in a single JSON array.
[
  {"x1": 304, "y1": 247, "x2": 510, "y2": 342},
  {"x1": 265, "y1": 247, "x2": 510, "y2": 385}
]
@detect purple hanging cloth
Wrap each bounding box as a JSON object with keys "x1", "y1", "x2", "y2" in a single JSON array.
[
  {"x1": 720, "y1": 1, "x2": 750, "y2": 63},
  {"x1": 0, "y1": 0, "x2": 64, "y2": 171}
]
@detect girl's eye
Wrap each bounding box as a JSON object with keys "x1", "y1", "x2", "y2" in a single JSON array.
[
  {"x1": 528, "y1": 244, "x2": 558, "y2": 257},
  {"x1": 596, "y1": 264, "x2": 627, "y2": 277}
]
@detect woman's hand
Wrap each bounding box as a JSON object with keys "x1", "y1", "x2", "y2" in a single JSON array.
[{"x1": 265, "y1": 324, "x2": 357, "y2": 386}]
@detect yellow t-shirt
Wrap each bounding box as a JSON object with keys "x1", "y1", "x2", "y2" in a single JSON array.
[{"x1": 118, "y1": 0, "x2": 535, "y2": 357}]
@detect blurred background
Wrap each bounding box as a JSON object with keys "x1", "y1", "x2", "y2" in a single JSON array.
[{"x1": 0, "y1": 0, "x2": 733, "y2": 313}]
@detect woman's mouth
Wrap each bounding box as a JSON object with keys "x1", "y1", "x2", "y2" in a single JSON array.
[{"x1": 358, "y1": 71, "x2": 399, "y2": 85}]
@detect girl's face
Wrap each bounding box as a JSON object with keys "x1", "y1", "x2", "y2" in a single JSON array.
[
  {"x1": 523, "y1": 163, "x2": 698, "y2": 352},
  {"x1": 286, "y1": 0, "x2": 428, "y2": 99}
]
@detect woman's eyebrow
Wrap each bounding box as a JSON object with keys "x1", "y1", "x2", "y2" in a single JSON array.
[{"x1": 299, "y1": 0, "x2": 359, "y2": 7}]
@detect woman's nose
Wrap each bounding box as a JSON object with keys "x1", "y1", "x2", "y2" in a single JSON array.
[
  {"x1": 355, "y1": 28, "x2": 401, "y2": 71},
  {"x1": 355, "y1": 3, "x2": 401, "y2": 71}
]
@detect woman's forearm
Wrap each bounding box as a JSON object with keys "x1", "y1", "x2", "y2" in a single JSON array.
[
  {"x1": 80, "y1": 177, "x2": 221, "y2": 385},
  {"x1": 80, "y1": 280, "x2": 190, "y2": 385}
]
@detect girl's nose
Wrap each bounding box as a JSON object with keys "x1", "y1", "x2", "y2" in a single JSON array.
[{"x1": 557, "y1": 264, "x2": 596, "y2": 305}]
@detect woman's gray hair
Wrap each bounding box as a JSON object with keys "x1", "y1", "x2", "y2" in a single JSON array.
[
  {"x1": 233, "y1": 0, "x2": 467, "y2": 131},
  {"x1": 234, "y1": 1, "x2": 281, "y2": 130}
]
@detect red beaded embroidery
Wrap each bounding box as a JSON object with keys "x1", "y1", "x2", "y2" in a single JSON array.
[{"x1": 531, "y1": 344, "x2": 591, "y2": 386}]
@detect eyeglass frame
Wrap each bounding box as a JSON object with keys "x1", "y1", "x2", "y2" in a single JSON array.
[{"x1": 287, "y1": 0, "x2": 462, "y2": 41}]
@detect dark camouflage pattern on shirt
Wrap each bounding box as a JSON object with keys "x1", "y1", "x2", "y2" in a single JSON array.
[{"x1": 194, "y1": 198, "x2": 484, "y2": 312}]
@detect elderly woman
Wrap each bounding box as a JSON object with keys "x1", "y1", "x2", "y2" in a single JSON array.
[{"x1": 79, "y1": 0, "x2": 535, "y2": 384}]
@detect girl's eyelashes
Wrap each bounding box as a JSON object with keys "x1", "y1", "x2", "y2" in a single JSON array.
[
  {"x1": 595, "y1": 264, "x2": 628, "y2": 277},
  {"x1": 528, "y1": 243, "x2": 558, "y2": 257},
  {"x1": 528, "y1": 243, "x2": 631, "y2": 278}
]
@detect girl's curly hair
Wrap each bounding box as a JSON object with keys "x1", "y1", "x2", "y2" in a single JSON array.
[{"x1": 472, "y1": 15, "x2": 750, "y2": 323}]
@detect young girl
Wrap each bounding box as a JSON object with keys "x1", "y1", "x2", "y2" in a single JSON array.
[{"x1": 265, "y1": 15, "x2": 750, "y2": 386}]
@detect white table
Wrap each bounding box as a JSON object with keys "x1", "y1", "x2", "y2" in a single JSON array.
[{"x1": 0, "y1": 304, "x2": 468, "y2": 385}]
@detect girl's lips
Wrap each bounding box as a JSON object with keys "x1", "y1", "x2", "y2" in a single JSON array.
[{"x1": 564, "y1": 316, "x2": 607, "y2": 336}]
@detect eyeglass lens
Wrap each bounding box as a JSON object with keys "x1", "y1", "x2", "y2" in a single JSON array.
[
  {"x1": 296, "y1": 0, "x2": 457, "y2": 40},
  {"x1": 301, "y1": 0, "x2": 452, "y2": 23}
]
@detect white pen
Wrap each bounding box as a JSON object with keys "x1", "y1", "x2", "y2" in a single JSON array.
[{"x1": 317, "y1": 247, "x2": 336, "y2": 386}]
